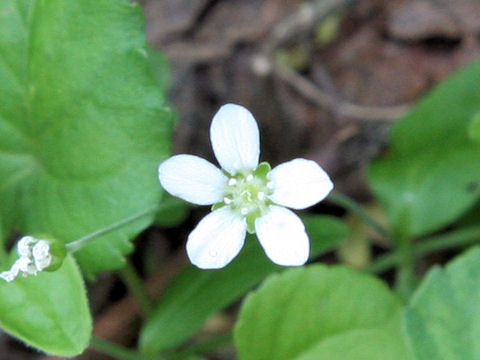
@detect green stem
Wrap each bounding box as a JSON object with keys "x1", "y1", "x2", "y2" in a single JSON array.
[
  {"x1": 394, "y1": 231, "x2": 415, "y2": 301},
  {"x1": 170, "y1": 334, "x2": 233, "y2": 359},
  {"x1": 327, "y1": 192, "x2": 391, "y2": 239},
  {"x1": 415, "y1": 225, "x2": 480, "y2": 255},
  {"x1": 120, "y1": 262, "x2": 154, "y2": 318},
  {"x1": 364, "y1": 252, "x2": 398, "y2": 273},
  {"x1": 66, "y1": 205, "x2": 159, "y2": 253},
  {"x1": 90, "y1": 337, "x2": 145, "y2": 360},
  {"x1": 366, "y1": 225, "x2": 480, "y2": 274}
]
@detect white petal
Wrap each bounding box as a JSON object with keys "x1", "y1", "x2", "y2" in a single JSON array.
[
  {"x1": 159, "y1": 154, "x2": 227, "y2": 205},
  {"x1": 210, "y1": 104, "x2": 260, "y2": 175},
  {"x1": 187, "y1": 207, "x2": 247, "y2": 269},
  {"x1": 269, "y1": 158, "x2": 333, "y2": 209},
  {"x1": 255, "y1": 205, "x2": 309, "y2": 266},
  {"x1": 17, "y1": 236, "x2": 35, "y2": 257}
]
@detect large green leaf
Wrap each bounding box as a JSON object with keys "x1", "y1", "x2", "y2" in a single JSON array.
[
  {"x1": 0, "y1": 256, "x2": 91, "y2": 356},
  {"x1": 234, "y1": 265, "x2": 412, "y2": 360},
  {"x1": 404, "y1": 247, "x2": 480, "y2": 360},
  {"x1": 140, "y1": 215, "x2": 348, "y2": 355},
  {"x1": 0, "y1": 0, "x2": 172, "y2": 275},
  {"x1": 369, "y1": 61, "x2": 480, "y2": 237}
]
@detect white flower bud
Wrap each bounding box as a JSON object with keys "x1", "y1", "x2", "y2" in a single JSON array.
[{"x1": 0, "y1": 236, "x2": 66, "y2": 282}]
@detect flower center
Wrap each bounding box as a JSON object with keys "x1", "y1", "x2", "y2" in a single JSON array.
[{"x1": 215, "y1": 162, "x2": 273, "y2": 233}]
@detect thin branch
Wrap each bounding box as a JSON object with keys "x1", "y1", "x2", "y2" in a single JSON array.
[{"x1": 273, "y1": 62, "x2": 411, "y2": 121}]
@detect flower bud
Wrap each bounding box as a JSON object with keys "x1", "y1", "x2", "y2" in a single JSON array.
[{"x1": 0, "y1": 236, "x2": 66, "y2": 282}]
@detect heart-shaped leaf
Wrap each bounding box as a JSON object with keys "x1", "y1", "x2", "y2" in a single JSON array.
[{"x1": 0, "y1": 0, "x2": 172, "y2": 276}]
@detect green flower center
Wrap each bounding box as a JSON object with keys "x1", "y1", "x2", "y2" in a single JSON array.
[{"x1": 213, "y1": 162, "x2": 273, "y2": 233}]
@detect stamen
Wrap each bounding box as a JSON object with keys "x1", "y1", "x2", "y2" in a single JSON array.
[
  {"x1": 240, "y1": 208, "x2": 249, "y2": 215},
  {"x1": 224, "y1": 197, "x2": 233, "y2": 205},
  {"x1": 246, "y1": 174, "x2": 254, "y2": 182},
  {"x1": 257, "y1": 192, "x2": 265, "y2": 200},
  {"x1": 228, "y1": 178, "x2": 237, "y2": 186}
]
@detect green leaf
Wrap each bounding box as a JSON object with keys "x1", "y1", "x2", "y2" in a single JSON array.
[
  {"x1": 368, "y1": 60, "x2": 480, "y2": 237},
  {"x1": 0, "y1": 0, "x2": 173, "y2": 276},
  {"x1": 0, "y1": 256, "x2": 91, "y2": 356},
  {"x1": 468, "y1": 111, "x2": 480, "y2": 143},
  {"x1": 294, "y1": 312, "x2": 411, "y2": 360},
  {"x1": 234, "y1": 265, "x2": 412, "y2": 360},
  {"x1": 140, "y1": 216, "x2": 348, "y2": 355},
  {"x1": 404, "y1": 247, "x2": 480, "y2": 360}
]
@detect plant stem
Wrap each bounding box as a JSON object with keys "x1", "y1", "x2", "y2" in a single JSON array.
[
  {"x1": 170, "y1": 333, "x2": 233, "y2": 359},
  {"x1": 366, "y1": 225, "x2": 480, "y2": 274},
  {"x1": 120, "y1": 262, "x2": 154, "y2": 318},
  {"x1": 415, "y1": 225, "x2": 480, "y2": 256},
  {"x1": 327, "y1": 192, "x2": 391, "y2": 239},
  {"x1": 90, "y1": 337, "x2": 145, "y2": 360},
  {"x1": 394, "y1": 231, "x2": 415, "y2": 301},
  {"x1": 364, "y1": 252, "x2": 398, "y2": 273},
  {"x1": 66, "y1": 205, "x2": 159, "y2": 253}
]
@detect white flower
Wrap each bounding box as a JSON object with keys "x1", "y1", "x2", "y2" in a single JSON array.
[
  {"x1": 158, "y1": 104, "x2": 333, "y2": 269},
  {"x1": 0, "y1": 236, "x2": 54, "y2": 282}
]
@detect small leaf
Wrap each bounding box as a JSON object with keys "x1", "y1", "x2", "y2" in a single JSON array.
[
  {"x1": 0, "y1": 0, "x2": 173, "y2": 276},
  {"x1": 404, "y1": 247, "x2": 480, "y2": 360},
  {"x1": 0, "y1": 256, "x2": 91, "y2": 356},
  {"x1": 234, "y1": 265, "x2": 412, "y2": 360},
  {"x1": 369, "y1": 60, "x2": 480, "y2": 237},
  {"x1": 140, "y1": 216, "x2": 348, "y2": 354}
]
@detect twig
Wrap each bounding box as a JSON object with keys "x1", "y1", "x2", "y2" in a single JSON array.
[
  {"x1": 265, "y1": 0, "x2": 355, "y2": 53},
  {"x1": 273, "y1": 61, "x2": 411, "y2": 121},
  {"x1": 250, "y1": 0, "x2": 412, "y2": 121}
]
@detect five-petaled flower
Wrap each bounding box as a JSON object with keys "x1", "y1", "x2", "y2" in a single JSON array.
[{"x1": 158, "y1": 104, "x2": 333, "y2": 269}]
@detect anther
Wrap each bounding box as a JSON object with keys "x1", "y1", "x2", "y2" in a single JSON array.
[
  {"x1": 240, "y1": 208, "x2": 249, "y2": 215},
  {"x1": 224, "y1": 197, "x2": 232, "y2": 205},
  {"x1": 246, "y1": 174, "x2": 254, "y2": 182},
  {"x1": 257, "y1": 192, "x2": 265, "y2": 201},
  {"x1": 228, "y1": 178, "x2": 237, "y2": 186}
]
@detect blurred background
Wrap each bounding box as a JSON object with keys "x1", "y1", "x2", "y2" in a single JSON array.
[{"x1": 4, "y1": 0, "x2": 480, "y2": 358}]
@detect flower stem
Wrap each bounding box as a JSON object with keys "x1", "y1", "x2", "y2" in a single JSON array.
[
  {"x1": 327, "y1": 192, "x2": 391, "y2": 239},
  {"x1": 66, "y1": 205, "x2": 159, "y2": 253},
  {"x1": 90, "y1": 337, "x2": 147, "y2": 360},
  {"x1": 119, "y1": 262, "x2": 154, "y2": 318}
]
